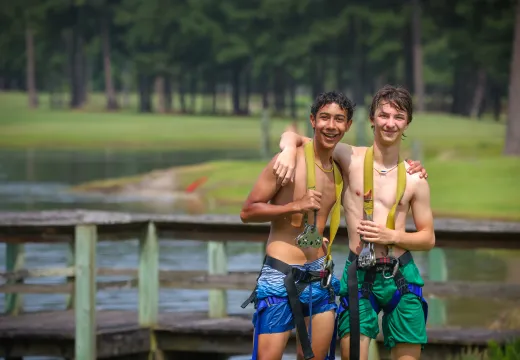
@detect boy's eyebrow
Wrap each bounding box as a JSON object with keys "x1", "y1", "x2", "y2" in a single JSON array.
[{"x1": 319, "y1": 112, "x2": 346, "y2": 118}]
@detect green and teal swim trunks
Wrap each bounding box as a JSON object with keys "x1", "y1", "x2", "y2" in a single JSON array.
[{"x1": 337, "y1": 250, "x2": 428, "y2": 349}]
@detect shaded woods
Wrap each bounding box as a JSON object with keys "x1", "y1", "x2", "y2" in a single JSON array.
[{"x1": 1, "y1": 0, "x2": 519, "y2": 154}]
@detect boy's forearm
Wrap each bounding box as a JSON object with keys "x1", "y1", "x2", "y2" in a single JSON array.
[
  {"x1": 393, "y1": 229, "x2": 435, "y2": 251},
  {"x1": 240, "y1": 202, "x2": 301, "y2": 223},
  {"x1": 280, "y1": 131, "x2": 304, "y2": 150}
]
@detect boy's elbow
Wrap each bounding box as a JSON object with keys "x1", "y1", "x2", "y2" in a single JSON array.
[
  {"x1": 240, "y1": 203, "x2": 254, "y2": 223},
  {"x1": 427, "y1": 232, "x2": 436, "y2": 250},
  {"x1": 240, "y1": 209, "x2": 250, "y2": 223}
]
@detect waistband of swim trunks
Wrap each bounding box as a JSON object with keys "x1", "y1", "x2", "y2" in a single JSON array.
[
  {"x1": 265, "y1": 254, "x2": 326, "y2": 270},
  {"x1": 347, "y1": 250, "x2": 413, "y2": 267}
]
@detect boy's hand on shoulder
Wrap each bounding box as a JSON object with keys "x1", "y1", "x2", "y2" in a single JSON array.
[
  {"x1": 273, "y1": 146, "x2": 297, "y2": 186},
  {"x1": 406, "y1": 159, "x2": 428, "y2": 179}
]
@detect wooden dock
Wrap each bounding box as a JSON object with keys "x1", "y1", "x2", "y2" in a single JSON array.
[
  {"x1": 0, "y1": 210, "x2": 520, "y2": 360},
  {"x1": 1, "y1": 310, "x2": 520, "y2": 360}
]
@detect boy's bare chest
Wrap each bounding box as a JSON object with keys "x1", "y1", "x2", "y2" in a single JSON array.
[
  {"x1": 347, "y1": 159, "x2": 403, "y2": 210},
  {"x1": 294, "y1": 163, "x2": 336, "y2": 204}
]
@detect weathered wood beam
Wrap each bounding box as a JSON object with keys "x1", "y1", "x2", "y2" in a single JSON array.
[
  {"x1": 138, "y1": 222, "x2": 159, "y2": 327},
  {"x1": 0, "y1": 267, "x2": 207, "y2": 282},
  {"x1": 208, "y1": 241, "x2": 228, "y2": 319},
  {"x1": 4, "y1": 243, "x2": 24, "y2": 315},
  {"x1": 75, "y1": 224, "x2": 97, "y2": 360},
  {"x1": 1, "y1": 273, "x2": 519, "y2": 301},
  {"x1": 0, "y1": 210, "x2": 518, "y2": 249}
]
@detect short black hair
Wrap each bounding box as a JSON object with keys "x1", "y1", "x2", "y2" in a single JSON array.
[{"x1": 310, "y1": 91, "x2": 356, "y2": 121}]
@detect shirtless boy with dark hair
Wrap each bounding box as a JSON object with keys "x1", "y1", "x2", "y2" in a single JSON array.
[{"x1": 241, "y1": 91, "x2": 352, "y2": 360}]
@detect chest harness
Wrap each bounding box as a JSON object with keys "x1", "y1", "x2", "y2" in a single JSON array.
[{"x1": 242, "y1": 141, "x2": 343, "y2": 360}]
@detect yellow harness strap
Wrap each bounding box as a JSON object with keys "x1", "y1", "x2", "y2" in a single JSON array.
[
  {"x1": 304, "y1": 141, "x2": 343, "y2": 263},
  {"x1": 363, "y1": 146, "x2": 406, "y2": 233}
]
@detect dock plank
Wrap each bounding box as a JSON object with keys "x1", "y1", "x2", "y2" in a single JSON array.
[
  {"x1": 0, "y1": 210, "x2": 519, "y2": 248},
  {"x1": 0, "y1": 310, "x2": 519, "y2": 359},
  {"x1": 0, "y1": 310, "x2": 519, "y2": 346}
]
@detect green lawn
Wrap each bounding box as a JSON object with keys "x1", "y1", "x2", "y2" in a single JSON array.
[{"x1": 0, "y1": 92, "x2": 508, "y2": 160}]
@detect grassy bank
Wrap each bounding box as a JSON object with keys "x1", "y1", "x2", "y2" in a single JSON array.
[{"x1": 76, "y1": 157, "x2": 520, "y2": 221}]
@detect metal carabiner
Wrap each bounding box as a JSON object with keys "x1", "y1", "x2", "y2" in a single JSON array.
[
  {"x1": 382, "y1": 259, "x2": 400, "y2": 279},
  {"x1": 320, "y1": 259, "x2": 334, "y2": 288}
]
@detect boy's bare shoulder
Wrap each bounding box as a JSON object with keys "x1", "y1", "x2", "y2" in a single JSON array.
[
  {"x1": 404, "y1": 161, "x2": 428, "y2": 185},
  {"x1": 351, "y1": 145, "x2": 368, "y2": 157}
]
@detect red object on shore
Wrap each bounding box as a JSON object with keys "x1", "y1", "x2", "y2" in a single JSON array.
[{"x1": 185, "y1": 176, "x2": 208, "y2": 193}]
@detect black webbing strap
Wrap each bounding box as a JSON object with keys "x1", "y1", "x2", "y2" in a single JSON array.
[
  {"x1": 347, "y1": 256, "x2": 360, "y2": 360},
  {"x1": 265, "y1": 256, "x2": 315, "y2": 360},
  {"x1": 241, "y1": 255, "x2": 267, "y2": 309}
]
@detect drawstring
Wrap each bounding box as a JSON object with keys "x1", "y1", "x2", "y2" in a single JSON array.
[
  {"x1": 308, "y1": 284, "x2": 313, "y2": 342},
  {"x1": 252, "y1": 310, "x2": 261, "y2": 360}
]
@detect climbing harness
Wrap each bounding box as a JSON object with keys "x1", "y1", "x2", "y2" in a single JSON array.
[
  {"x1": 339, "y1": 251, "x2": 429, "y2": 338},
  {"x1": 242, "y1": 141, "x2": 343, "y2": 360}
]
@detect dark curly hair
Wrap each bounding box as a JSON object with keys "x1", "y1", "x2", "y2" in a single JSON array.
[{"x1": 310, "y1": 91, "x2": 355, "y2": 121}]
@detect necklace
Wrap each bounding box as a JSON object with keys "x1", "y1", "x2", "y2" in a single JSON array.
[
  {"x1": 374, "y1": 163, "x2": 398, "y2": 176},
  {"x1": 315, "y1": 162, "x2": 333, "y2": 173}
]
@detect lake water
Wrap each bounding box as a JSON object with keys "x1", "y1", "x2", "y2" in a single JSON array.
[{"x1": 0, "y1": 149, "x2": 518, "y2": 360}]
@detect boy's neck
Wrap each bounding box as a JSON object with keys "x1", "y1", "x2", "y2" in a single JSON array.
[
  {"x1": 373, "y1": 139, "x2": 401, "y2": 168},
  {"x1": 313, "y1": 140, "x2": 334, "y2": 169}
]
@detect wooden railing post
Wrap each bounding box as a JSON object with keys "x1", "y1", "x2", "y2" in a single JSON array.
[
  {"x1": 427, "y1": 248, "x2": 447, "y2": 326},
  {"x1": 75, "y1": 224, "x2": 97, "y2": 360},
  {"x1": 66, "y1": 242, "x2": 76, "y2": 310},
  {"x1": 208, "y1": 241, "x2": 228, "y2": 318},
  {"x1": 5, "y1": 243, "x2": 24, "y2": 315},
  {"x1": 139, "y1": 222, "x2": 159, "y2": 326}
]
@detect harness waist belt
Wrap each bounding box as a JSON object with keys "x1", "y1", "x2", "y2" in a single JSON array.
[
  {"x1": 262, "y1": 255, "x2": 324, "y2": 360},
  {"x1": 347, "y1": 249, "x2": 413, "y2": 267}
]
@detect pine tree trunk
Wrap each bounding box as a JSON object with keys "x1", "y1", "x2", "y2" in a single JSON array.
[
  {"x1": 164, "y1": 75, "x2": 172, "y2": 112},
  {"x1": 232, "y1": 67, "x2": 241, "y2": 115},
  {"x1": 243, "y1": 66, "x2": 250, "y2": 115},
  {"x1": 69, "y1": 5, "x2": 85, "y2": 109},
  {"x1": 290, "y1": 77, "x2": 297, "y2": 119},
  {"x1": 412, "y1": 0, "x2": 425, "y2": 112},
  {"x1": 101, "y1": 13, "x2": 118, "y2": 110},
  {"x1": 190, "y1": 71, "x2": 197, "y2": 113},
  {"x1": 504, "y1": 1, "x2": 520, "y2": 156},
  {"x1": 155, "y1": 76, "x2": 165, "y2": 113},
  {"x1": 470, "y1": 68, "x2": 486, "y2": 119},
  {"x1": 211, "y1": 74, "x2": 217, "y2": 114},
  {"x1": 25, "y1": 27, "x2": 38, "y2": 108},
  {"x1": 274, "y1": 67, "x2": 286, "y2": 115},
  {"x1": 179, "y1": 72, "x2": 187, "y2": 113},
  {"x1": 138, "y1": 74, "x2": 152, "y2": 113}
]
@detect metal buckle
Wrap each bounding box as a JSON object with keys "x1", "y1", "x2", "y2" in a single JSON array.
[
  {"x1": 358, "y1": 242, "x2": 376, "y2": 268},
  {"x1": 320, "y1": 259, "x2": 334, "y2": 288}
]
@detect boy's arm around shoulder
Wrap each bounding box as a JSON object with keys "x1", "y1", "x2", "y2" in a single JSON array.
[
  {"x1": 394, "y1": 176, "x2": 435, "y2": 251},
  {"x1": 240, "y1": 153, "x2": 305, "y2": 223}
]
